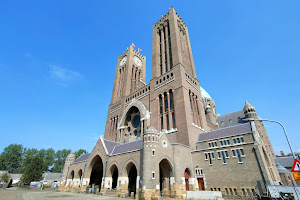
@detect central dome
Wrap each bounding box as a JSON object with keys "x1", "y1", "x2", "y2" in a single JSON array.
[{"x1": 200, "y1": 86, "x2": 212, "y2": 99}]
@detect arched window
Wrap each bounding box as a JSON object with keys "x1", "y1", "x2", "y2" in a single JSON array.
[
  {"x1": 159, "y1": 95, "x2": 163, "y2": 114},
  {"x1": 164, "y1": 93, "x2": 168, "y2": 112},
  {"x1": 169, "y1": 90, "x2": 174, "y2": 110}
]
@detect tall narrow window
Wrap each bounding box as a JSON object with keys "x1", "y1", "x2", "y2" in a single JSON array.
[
  {"x1": 168, "y1": 22, "x2": 173, "y2": 69},
  {"x1": 208, "y1": 153, "x2": 212, "y2": 165},
  {"x1": 240, "y1": 149, "x2": 244, "y2": 156},
  {"x1": 236, "y1": 149, "x2": 242, "y2": 163},
  {"x1": 225, "y1": 151, "x2": 229, "y2": 158},
  {"x1": 232, "y1": 149, "x2": 236, "y2": 157},
  {"x1": 172, "y1": 113, "x2": 176, "y2": 128},
  {"x1": 170, "y1": 91, "x2": 174, "y2": 110},
  {"x1": 164, "y1": 93, "x2": 168, "y2": 112},
  {"x1": 189, "y1": 92, "x2": 193, "y2": 111},
  {"x1": 159, "y1": 30, "x2": 162, "y2": 75},
  {"x1": 164, "y1": 26, "x2": 168, "y2": 72},
  {"x1": 166, "y1": 114, "x2": 170, "y2": 130},
  {"x1": 221, "y1": 151, "x2": 226, "y2": 164},
  {"x1": 159, "y1": 95, "x2": 163, "y2": 114}
]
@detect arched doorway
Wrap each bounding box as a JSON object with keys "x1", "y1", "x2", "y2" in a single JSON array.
[
  {"x1": 110, "y1": 165, "x2": 118, "y2": 190},
  {"x1": 89, "y1": 155, "x2": 103, "y2": 191},
  {"x1": 69, "y1": 170, "x2": 74, "y2": 186},
  {"x1": 159, "y1": 159, "x2": 172, "y2": 197},
  {"x1": 184, "y1": 168, "x2": 191, "y2": 191},
  {"x1": 69, "y1": 170, "x2": 74, "y2": 180},
  {"x1": 78, "y1": 169, "x2": 82, "y2": 186},
  {"x1": 126, "y1": 163, "x2": 137, "y2": 197}
]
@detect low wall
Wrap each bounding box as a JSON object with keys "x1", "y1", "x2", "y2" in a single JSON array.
[{"x1": 186, "y1": 191, "x2": 223, "y2": 200}]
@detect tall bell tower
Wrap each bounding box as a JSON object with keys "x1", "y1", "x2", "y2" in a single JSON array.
[
  {"x1": 150, "y1": 7, "x2": 209, "y2": 149},
  {"x1": 152, "y1": 7, "x2": 197, "y2": 79}
]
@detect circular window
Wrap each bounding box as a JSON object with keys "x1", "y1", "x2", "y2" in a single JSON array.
[{"x1": 132, "y1": 116, "x2": 141, "y2": 128}]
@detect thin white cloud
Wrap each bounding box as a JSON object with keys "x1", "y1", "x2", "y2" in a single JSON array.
[{"x1": 49, "y1": 65, "x2": 82, "y2": 85}]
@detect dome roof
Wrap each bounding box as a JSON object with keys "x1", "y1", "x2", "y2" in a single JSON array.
[{"x1": 200, "y1": 86, "x2": 212, "y2": 99}]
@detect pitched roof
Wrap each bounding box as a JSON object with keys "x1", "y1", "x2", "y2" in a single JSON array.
[
  {"x1": 111, "y1": 139, "x2": 143, "y2": 155},
  {"x1": 74, "y1": 153, "x2": 91, "y2": 163},
  {"x1": 276, "y1": 163, "x2": 291, "y2": 173},
  {"x1": 10, "y1": 174, "x2": 23, "y2": 180},
  {"x1": 274, "y1": 156, "x2": 295, "y2": 168},
  {"x1": 216, "y1": 110, "x2": 246, "y2": 128},
  {"x1": 42, "y1": 172, "x2": 61, "y2": 180},
  {"x1": 103, "y1": 139, "x2": 122, "y2": 154},
  {"x1": 197, "y1": 123, "x2": 252, "y2": 142}
]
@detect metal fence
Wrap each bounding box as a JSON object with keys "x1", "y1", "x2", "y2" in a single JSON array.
[{"x1": 267, "y1": 185, "x2": 300, "y2": 199}]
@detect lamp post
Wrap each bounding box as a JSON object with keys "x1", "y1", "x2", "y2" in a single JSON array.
[{"x1": 242, "y1": 118, "x2": 296, "y2": 159}]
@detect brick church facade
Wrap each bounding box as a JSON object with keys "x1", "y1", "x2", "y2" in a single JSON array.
[{"x1": 61, "y1": 7, "x2": 282, "y2": 199}]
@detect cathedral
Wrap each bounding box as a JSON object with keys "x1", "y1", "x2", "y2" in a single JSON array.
[{"x1": 61, "y1": 7, "x2": 282, "y2": 199}]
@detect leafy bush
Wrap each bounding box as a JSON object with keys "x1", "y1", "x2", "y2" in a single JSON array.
[{"x1": 1, "y1": 173, "x2": 10, "y2": 183}]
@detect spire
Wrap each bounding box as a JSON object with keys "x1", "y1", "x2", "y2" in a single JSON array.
[
  {"x1": 244, "y1": 100, "x2": 253, "y2": 108},
  {"x1": 243, "y1": 101, "x2": 257, "y2": 118}
]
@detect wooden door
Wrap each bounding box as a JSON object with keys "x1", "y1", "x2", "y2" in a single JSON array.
[
  {"x1": 184, "y1": 171, "x2": 189, "y2": 191},
  {"x1": 197, "y1": 178, "x2": 205, "y2": 191}
]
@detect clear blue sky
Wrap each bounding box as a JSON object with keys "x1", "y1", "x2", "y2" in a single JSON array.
[{"x1": 0, "y1": 1, "x2": 299, "y2": 155}]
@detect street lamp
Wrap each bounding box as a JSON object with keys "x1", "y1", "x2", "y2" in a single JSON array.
[{"x1": 242, "y1": 118, "x2": 296, "y2": 159}]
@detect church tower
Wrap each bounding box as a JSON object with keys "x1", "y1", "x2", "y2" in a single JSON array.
[
  {"x1": 104, "y1": 45, "x2": 146, "y2": 142},
  {"x1": 110, "y1": 45, "x2": 146, "y2": 104},
  {"x1": 149, "y1": 7, "x2": 209, "y2": 149},
  {"x1": 152, "y1": 7, "x2": 197, "y2": 79}
]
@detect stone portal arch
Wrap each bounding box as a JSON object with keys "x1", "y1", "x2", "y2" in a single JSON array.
[
  {"x1": 109, "y1": 164, "x2": 119, "y2": 190},
  {"x1": 86, "y1": 155, "x2": 103, "y2": 191},
  {"x1": 159, "y1": 159, "x2": 173, "y2": 197},
  {"x1": 124, "y1": 162, "x2": 138, "y2": 197},
  {"x1": 69, "y1": 170, "x2": 74, "y2": 180}
]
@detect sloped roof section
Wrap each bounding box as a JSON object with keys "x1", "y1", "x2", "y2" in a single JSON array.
[
  {"x1": 197, "y1": 123, "x2": 252, "y2": 142},
  {"x1": 274, "y1": 156, "x2": 295, "y2": 168},
  {"x1": 103, "y1": 139, "x2": 122, "y2": 154},
  {"x1": 216, "y1": 110, "x2": 246, "y2": 128},
  {"x1": 42, "y1": 172, "x2": 61, "y2": 180},
  {"x1": 74, "y1": 153, "x2": 91, "y2": 163},
  {"x1": 276, "y1": 163, "x2": 291, "y2": 173},
  {"x1": 111, "y1": 139, "x2": 143, "y2": 155},
  {"x1": 10, "y1": 174, "x2": 23, "y2": 180}
]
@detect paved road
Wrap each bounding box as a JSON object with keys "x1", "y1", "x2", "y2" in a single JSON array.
[
  {"x1": 20, "y1": 190, "x2": 124, "y2": 200},
  {"x1": 0, "y1": 189, "x2": 20, "y2": 200},
  {"x1": 0, "y1": 189, "x2": 126, "y2": 200}
]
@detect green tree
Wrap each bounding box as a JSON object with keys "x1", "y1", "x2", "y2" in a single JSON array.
[
  {"x1": 51, "y1": 149, "x2": 70, "y2": 173},
  {"x1": 21, "y1": 155, "x2": 44, "y2": 184},
  {"x1": 0, "y1": 144, "x2": 24, "y2": 173},
  {"x1": 42, "y1": 148, "x2": 55, "y2": 171},
  {"x1": 1, "y1": 172, "x2": 10, "y2": 183},
  {"x1": 75, "y1": 149, "x2": 88, "y2": 159},
  {"x1": 23, "y1": 148, "x2": 39, "y2": 170}
]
